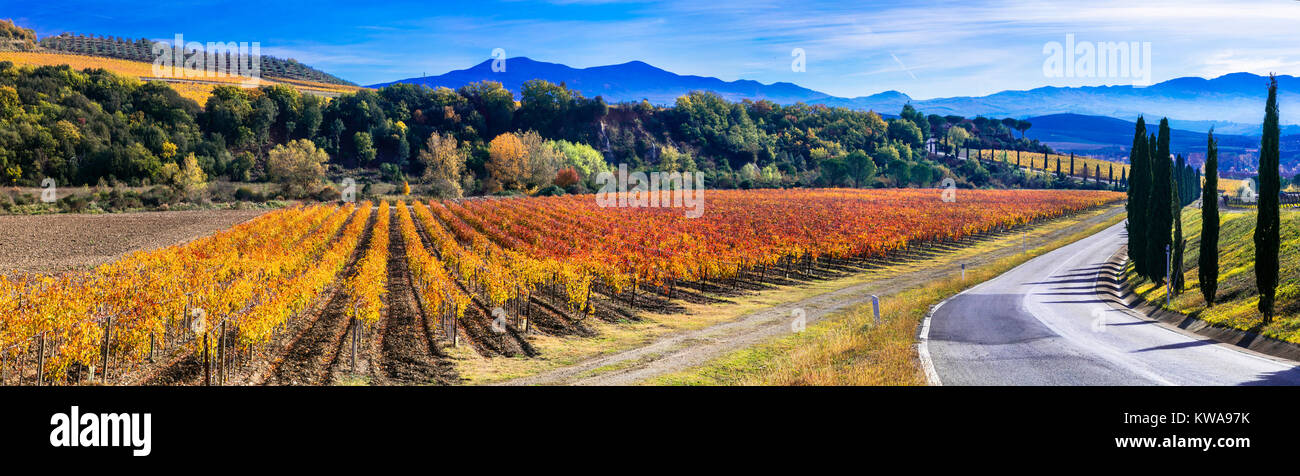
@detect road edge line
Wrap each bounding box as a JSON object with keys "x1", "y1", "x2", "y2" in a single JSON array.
[{"x1": 916, "y1": 300, "x2": 944, "y2": 386}]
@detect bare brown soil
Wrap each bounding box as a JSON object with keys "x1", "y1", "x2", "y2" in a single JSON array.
[
  {"x1": 373, "y1": 205, "x2": 458, "y2": 385},
  {"x1": 0, "y1": 209, "x2": 267, "y2": 275},
  {"x1": 261, "y1": 207, "x2": 377, "y2": 386}
]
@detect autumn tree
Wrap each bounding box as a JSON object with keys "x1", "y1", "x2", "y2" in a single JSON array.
[
  {"x1": 487, "y1": 132, "x2": 528, "y2": 190},
  {"x1": 267, "y1": 139, "x2": 329, "y2": 198},
  {"x1": 160, "y1": 153, "x2": 207, "y2": 199},
  {"x1": 518, "y1": 130, "x2": 563, "y2": 190},
  {"x1": 417, "y1": 131, "x2": 467, "y2": 198}
]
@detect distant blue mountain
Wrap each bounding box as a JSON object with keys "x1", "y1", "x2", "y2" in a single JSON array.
[
  {"x1": 373, "y1": 58, "x2": 1296, "y2": 134},
  {"x1": 1023, "y1": 113, "x2": 1300, "y2": 177},
  {"x1": 1024, "y1": 113, "x2": 1258, "y2": 156},
  {"x1": 369, "y1": 57, "x2": 833, "y2": 105},
  {"x1": 373, "y1": 58, "x2": 1299, "y2": 174}
]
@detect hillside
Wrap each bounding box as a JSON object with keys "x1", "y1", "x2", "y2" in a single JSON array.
[
  {"x1": 0, "y1": 51, "x2": 361, "y2": 105},
  {"x1": 36, "y1": 32, "x2": 356, "y2": 86},
  {"x1": 1133, "y1": 207, "x2": 1300, "y2": 343}
]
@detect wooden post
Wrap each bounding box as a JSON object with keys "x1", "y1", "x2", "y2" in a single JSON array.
[
  {"x1": 100, "y1": 315, "x2": 111, "y2": 384},
  {"x1": 350, "y1": 319, "x2": 358, "y2": 372},
  {"x1": 203, "y1": 332, "x2": 210, "y2": 387},
  {"x1": 218, "y1": 320, "x2": 226, "y2": 385},
  {"x1": 36, "y1": 333, "x2": 45, "y2": 386}
]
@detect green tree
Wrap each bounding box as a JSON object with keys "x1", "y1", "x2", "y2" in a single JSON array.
[
  {"x1": 1146, "y1": 118, "x2": 1173, "y2": 283},
  {"x1": 1170, "y1": 166, "x2": 1186, "y2": 294},
  {"x1": 1256, "y1": 75, "x2": 1281, "y2": 322},
  {"x1": 1126, "y1": 117, "x2": 1149, "y2": 276},
  {"x1": 1015, "y1": 120, "x2": 1032, "y2": 139},
  {"x1": 353, "y1": 131, "x2": 376, "y2": 165},
  {"x1": 1199, "y1": 129, "x2": 1220, "y2": 306},
  {"x1": 844, "y1": 150, "x2": 877, "y2": 187}
]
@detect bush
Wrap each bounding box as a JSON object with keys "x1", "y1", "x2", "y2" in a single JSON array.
[
  {"x1": 564, "y1": 181, "x2": 590, "y2": 195},
  {"x1": 313, "y1": 186, "x2": 341, "y2": 202},
  {"x1": 141, "y1": 186, "x2": 176, "y2": 207},
  {"x1": 379, "y1": 163, "x2": 405, "y2": 184},
  {"x1": 58, "y1": 194, "x2": 89, "y2": 212},
  {"x1": 234, "y1": 186, "x2": 259, "y2": 202},
  {"x1": 536, "y1": 185, "x2": 566, "y2": 196}
]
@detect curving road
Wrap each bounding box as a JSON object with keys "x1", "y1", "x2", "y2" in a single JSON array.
[{"x1": 925, "y1": 221, "x2": 1300, "y2": 386}]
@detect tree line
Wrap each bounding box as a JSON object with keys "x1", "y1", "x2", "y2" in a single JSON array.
[
  {"x1": 1, "y1": 58, "x2": 1113, "y2": 200},
  {"x1": 1132, "y1": 75, "x2": 1284, "y2": 322}
]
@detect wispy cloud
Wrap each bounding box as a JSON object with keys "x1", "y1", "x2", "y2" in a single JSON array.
[{"x1": 9, "y1": 0, "x2": 1299, "y2": 98}]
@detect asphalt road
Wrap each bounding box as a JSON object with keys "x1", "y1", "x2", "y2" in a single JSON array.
[{"x1": 925, "y1": 222, "x2": 1300, "y2": 385}]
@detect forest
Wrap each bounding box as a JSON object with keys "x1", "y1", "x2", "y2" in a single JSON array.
[{"x1": 0, "y1": 59, "x2": 1113, "y2": 200}]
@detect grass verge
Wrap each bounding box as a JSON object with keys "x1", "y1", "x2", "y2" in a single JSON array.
[
  {"x1": 1129, "y1": 207, "x2": 1300, "y2": 343},
  {"x1": 650, "y1": 207, "x2": 1128, "y2": 385}
]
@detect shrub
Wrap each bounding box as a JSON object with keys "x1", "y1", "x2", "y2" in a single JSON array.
[
  {"x1": 536, "y1": 185, "x2": 566, "y2": 196},
  {"x1": 314, "y1": 186, "x2": 341, "y2": 202},
  {"x1": 234, "y1": 186, "x2": 258, "y2": 202}
]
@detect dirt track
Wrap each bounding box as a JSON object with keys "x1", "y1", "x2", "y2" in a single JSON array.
[
  {"x1": 0, "y1": 209, "x2": 268, "y2": 274},
  {"x1": 501, "y1": 205, "x2": 1126, "y2": 386}
]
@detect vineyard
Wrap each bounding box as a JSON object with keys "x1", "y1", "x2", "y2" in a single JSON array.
[
  {"x1": 36, "y1": 33, "x2": 356, "y2": 86},
  {"x1": 0, "y1": 51, "x2": 362, "y2": 104},
  {"x1": 972, "y1": 149, "x2": 1130, "y2": 183},
  {"x1": 0, "y1": 189, "x2": 1123, "y2": 386}
]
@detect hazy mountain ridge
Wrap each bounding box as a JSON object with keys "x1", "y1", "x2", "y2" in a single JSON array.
[{"x1": 376, "y1": 58, "x2": 1296, "y2": 134}]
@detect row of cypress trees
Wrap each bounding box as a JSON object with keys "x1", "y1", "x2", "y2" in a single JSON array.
[
  {"x1": 1126, "y1": 117, "x2": 1176, "y2": 283},
  {"x1": 1132, "y1": 75, "x2": 1283, "y2": 323}
]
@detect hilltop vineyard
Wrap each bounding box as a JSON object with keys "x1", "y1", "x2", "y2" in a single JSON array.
[
  {"x1": 973, "y1": 149, "x2": 1130, "y2": 183},
  {"x1": 0, "y1": 188, "x2": 1122, "y2": 385}
]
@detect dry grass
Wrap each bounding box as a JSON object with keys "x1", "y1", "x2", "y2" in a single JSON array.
[
  {"x1": 1130, "y1": 207, "x2": 1300, "y2": 342},
  {"x1": 652, "y1": 208, "x2": 1127, "y2": 386}
]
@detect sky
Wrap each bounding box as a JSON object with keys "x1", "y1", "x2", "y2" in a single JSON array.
[{"x1": 7, "y1": 0, "x2": 1300, "y2": 99}]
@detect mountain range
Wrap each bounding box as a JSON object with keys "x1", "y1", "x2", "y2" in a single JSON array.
[{"x1": 372, "y1": 57, "x2": 1298, "y2": 135}]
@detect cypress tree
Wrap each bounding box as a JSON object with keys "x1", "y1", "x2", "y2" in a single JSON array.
[
  {"x1": 1200, "y1": 129, "x2": 1220, "y2": 306},
  {"x1": 1147, "y1": 121, "x2": 1173, "y2": 283},
  {"x1": 1176, "y1": 154, "x2": 1187, "y2": 205},
  {"x1": 1127, "y1": 117, "x2": 1150, "y2": 275},
  {"x1": 1256, "y1": 75, "x2": 1281, "y2": 322},
  {"x1": 1095, "y1": 165, "x2": 1101, "y2": 185},
  {"x1": 1171, "y1": 158, "x2": 1186, "y2": 294}
]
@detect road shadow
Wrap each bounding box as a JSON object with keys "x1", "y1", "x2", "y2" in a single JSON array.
[
  {"x1": 1132, "y1": 339, "x2": 1217, "y2": 353},
  {"x1": 1239, "y1": 366, "x2": 1300, "y2": 386}
]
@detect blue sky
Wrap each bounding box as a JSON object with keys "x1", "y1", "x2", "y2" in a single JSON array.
[{"x1": 8, "y1": 0, "x2": 1300, "y2": 99}]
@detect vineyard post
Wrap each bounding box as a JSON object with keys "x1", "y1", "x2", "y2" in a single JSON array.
[
  {"x1": 350, "y1": 319, "x2": 358, "y2": 372},
  {"x1": 36, "y1": 332, "x2": 45, "y2": 386},
  {"x1": 218, "y1": 320, "x2": 226, "y2": 385},
  {"x1": 100, "y1": 314, "x2": 112, "y2": 385},
  {"x1": 203, "y1": 331, "x2": 210, "y2": 387}
]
